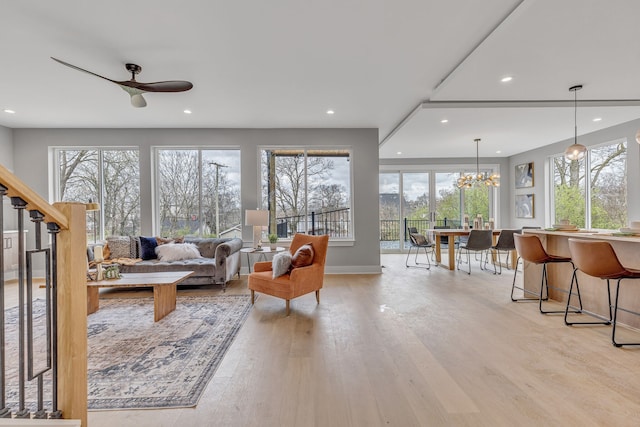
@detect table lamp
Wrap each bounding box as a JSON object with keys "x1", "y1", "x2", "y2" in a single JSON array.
[
  {"x1": 245, "y1": 209, "x2": 269, "y2": 249},
  {"x1": 86, "y1": 199, "x2": 100, "y2": 243}
]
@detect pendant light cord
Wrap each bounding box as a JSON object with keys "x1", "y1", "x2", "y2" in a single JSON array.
[{"x1": 574, "y1": 87, "x2": 577, "y2": 144}]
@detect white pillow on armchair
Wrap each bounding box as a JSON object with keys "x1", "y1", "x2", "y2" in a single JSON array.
[{"x1": 272, "y1": 251, "x2": 292, "y2": 278}]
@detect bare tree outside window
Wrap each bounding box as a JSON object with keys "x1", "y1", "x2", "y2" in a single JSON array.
[
  {"x1": 157, "y1": 149, "x2": 241, "y2": 237},
  {"x1": 56, "y1": 148, "x2": 140, "y2": 239},
  {"x1": 261, "y1": 148, "x2": 352, "y2": 238}
]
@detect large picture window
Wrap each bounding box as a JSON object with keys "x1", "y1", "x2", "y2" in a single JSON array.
[
  {"x1": 155, "y1": 148, "x2": 241, "y2": 237},
  {"x1": 54, "y1": 148, "x2": 140, "y2": 240},
  {"x1": 260, "y1": 148, "x2": 352, "y2": 239},
  {"x1": 551, "y1": 139, "x2": 627, "y2": 229}
]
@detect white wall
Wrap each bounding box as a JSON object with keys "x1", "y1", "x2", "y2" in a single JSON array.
[
  {"x1": 0, "y1": 125, "x2": 15, "y2": 230},
  {"x1": 11, "y1": 128, "x2": 382, "y2": 274},
  {"x1": 509, "y1": 118, "x2": 640, "y2": 228}
]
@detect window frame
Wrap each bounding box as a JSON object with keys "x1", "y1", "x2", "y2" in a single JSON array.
[
  {"x1": 258, "y1": 146, "x2": 355, "y2": 242},
  {"x1": 152, "y1": 146, "x2": 242, "y2": 238},
  {"x1": 51, "y1": 146, "x2": 141, "y2": 240},
  {"x1": 548, "y1": 137, "x2": 627, "y2": 229}
]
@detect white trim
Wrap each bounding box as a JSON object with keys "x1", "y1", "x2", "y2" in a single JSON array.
[{"x1": 325, "y1": 266, "x2": 382, "y2": 274}]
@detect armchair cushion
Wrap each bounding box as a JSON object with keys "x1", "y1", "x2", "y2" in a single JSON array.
[
  {"x1": 291, "y1": 243, "x2": 314, "y2": 268},
  {"x1": 272, "y1": 251, "x2": 292, "y2": 278}
]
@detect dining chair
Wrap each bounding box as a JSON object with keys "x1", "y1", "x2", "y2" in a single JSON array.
[
  {"x1": 406, "y1": 231, "x2": 433, "y2": 270},
  {"x1": 485, "y1": 229, "x2": 520, "y2": 274},
  {"x1": 456, "y1": 229, "x2": 494, "y2": 274}
]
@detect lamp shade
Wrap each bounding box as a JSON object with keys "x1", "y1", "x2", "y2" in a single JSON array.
[
  {"x1": 245, "y1": 209, "x2": 268, "y2": 226},
  {"x1": 564, "y1": 143, "x2": 587, "y2": 161},
  {"x1": 86, "y1": 202, "x2": 100, "y2": 212}
]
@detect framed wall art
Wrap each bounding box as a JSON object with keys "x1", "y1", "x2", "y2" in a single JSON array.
[
  {"x1": 515, "y1": 162, "x2": 534, "y2": 188},
  {"x1": 515, "y1": 194, "x2": 534, "y2": 218}
]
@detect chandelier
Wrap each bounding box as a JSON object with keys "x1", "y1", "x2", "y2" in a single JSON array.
[{"x1": 456, "y1": 138, "x2": 500, "y2": 188}]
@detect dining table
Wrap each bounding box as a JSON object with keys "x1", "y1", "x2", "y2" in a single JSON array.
[{"x1": 428, "y1": 228, "x2": 515, "y2": 270}]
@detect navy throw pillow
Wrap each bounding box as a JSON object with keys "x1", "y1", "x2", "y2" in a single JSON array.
[{"x1": 139, "y1": 236, "x2": 158, "y2": 260}]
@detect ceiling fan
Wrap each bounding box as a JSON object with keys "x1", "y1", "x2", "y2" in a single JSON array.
[{"x1": 51, "y1": 57, "x2": 193, "y2": 108}]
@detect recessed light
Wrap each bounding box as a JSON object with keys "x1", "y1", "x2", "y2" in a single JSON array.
[
  {"x1": 440, "y1": 119, "x2": 448, "y2": 123},
  {"x1": 397, "y1": 151, "x2": 402, "y2": 155},
  {"x1": 496, "y1": 150, "x2": 502, "y2": 154},
  {"x1": 501, "y1": 76, "x2": 513, "y2": 83},
  {"x1": 593, "y1": 117, "x2": 602, "y2": 122},
  {"x1": 3, "y1": 109, "x2": 15, "y2": 114},
  {"x1": 183, "y1": 109, "x2": 192, "y2": 114},
  {"x1": 326, "y1": 109, "x2": 335, "y2": 115}
]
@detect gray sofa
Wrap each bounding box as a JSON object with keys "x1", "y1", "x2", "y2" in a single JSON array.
[{"x1": 103, "y1": 237, "x2": 243, "y2": 288}]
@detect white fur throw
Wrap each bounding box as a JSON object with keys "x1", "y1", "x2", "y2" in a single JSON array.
[
  {"x1": 272, "y1": 251, "x2": 292, "y2": 279},
  {"x1": 155, "y1": 243, "x2": 202, "y2": 262}
]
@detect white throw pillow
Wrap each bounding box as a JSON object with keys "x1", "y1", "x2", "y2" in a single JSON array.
[
  {"x1": 272, "y1": 251, "x2": 292, "y2": 279},
  {"x1": 155, "y1": 242, "x2": 202, "y2": 262}
]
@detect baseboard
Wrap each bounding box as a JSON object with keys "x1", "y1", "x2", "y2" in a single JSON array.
[
  {"x1": 325, "y1": 265, "x2": 382, "y2": 274},
  {"x1": 0, "y1": 420, "x2": 81, "y2": 426},
  {"x1": 241, "y1": 266, "x2": 382, "y2": 275}
]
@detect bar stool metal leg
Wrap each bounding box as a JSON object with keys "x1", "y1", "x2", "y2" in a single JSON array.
[
  {"x1": 612, "y1": 278, "x2": 640, "y2": 347},
  {"x1": 564, "y1": 269, "x2": 612, "y2": 326}
]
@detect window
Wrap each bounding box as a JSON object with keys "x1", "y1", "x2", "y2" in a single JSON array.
[
  {"x1": 551, "y1": 139, "x2": 627, "y2": 229},
  {"x1": 55, "y1": 148, "x2": 140, "y2": 240},
  {"x1": 260, "y1": 148, "x2": 352, "y2": 239},
  {"x1": 155, "y1": 149, "x2": 241, "y2": 237}
]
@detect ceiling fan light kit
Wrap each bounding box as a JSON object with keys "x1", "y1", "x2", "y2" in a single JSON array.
[
  {"x1": 564, "y1": 84, "x2": 587, "y2": 161},
  {"x1": 51, "y1": 57, "x2": 193, "y2": 108},
  {"x1": 456, "y1": 138, "x2": 500, "y2": 189}
]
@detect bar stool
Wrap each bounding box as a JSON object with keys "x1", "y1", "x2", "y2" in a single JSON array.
[
  {"x1": 512, "y1": 233, "x2": 580, "y2": 314},
  {"x1": 566, "y1": 239, "x2": 640, "y2": 347}
]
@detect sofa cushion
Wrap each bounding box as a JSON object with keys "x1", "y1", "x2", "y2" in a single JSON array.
[
  {"x1": 139, "y1": 236, "x2": 158, "y2": 260},
  {"x1": 106, "y1": 236, "x2": 133, "y2": 259},
  {"x1": 156, "y1": 242, "x2": 202, "y2": 262},
  {"x1": 185, "y1": 238, "x2": 224, "y2": 258},
  {"x1": 119, "y1": 257, "x2": 216, "y2": 276}
]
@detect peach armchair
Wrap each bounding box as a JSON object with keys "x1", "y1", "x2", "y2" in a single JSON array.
[{"x1": 248, "y1": 233, "x2": 329, "y2": 315}]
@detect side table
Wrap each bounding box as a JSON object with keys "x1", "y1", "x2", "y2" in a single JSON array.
[{"x1": 241, "y1": 247, "x2": 286, "y2": 273}]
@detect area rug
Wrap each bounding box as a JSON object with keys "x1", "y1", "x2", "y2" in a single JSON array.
[{"x1": 5, "y1": 294, "x2": 252, "y2": 411}]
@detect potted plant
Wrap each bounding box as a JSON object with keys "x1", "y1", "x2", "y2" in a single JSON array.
[{"x1": 268, "y1": 233, "x2": 279, "y2": 250}]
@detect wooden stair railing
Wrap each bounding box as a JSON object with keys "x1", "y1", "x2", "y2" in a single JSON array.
[{"x1": 0, "y1": 163, "x2": 87, "y2": 425}]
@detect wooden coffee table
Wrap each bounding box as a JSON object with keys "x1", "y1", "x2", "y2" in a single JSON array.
[{"x1": 87, "y1": 271, "x2": 194, "y2": 322}]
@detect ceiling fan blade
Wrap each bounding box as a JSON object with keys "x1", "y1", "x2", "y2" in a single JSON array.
[
  {"x1": 51, "y1": 57, "x2": 116, "y2": 84},
  {"x1": 130, "y1": 94, "x2": 147, "y2": 108},
  {"x1": 117, "y1": 80, "x2": 193, "y2": 93}
]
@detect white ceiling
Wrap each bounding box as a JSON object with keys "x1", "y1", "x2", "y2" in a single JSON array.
[{"x1": 2, "y1": 0, "x2": 640, "y2": 159}]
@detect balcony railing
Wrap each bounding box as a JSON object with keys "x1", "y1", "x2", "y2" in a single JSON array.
[
  {"x1": 379, "y1": 218, "x2": 461, "y2": 241},
  {"x1": 0, "y1": 163, "x2": 86, "y2": 425},
  {"x1": 275, "y1": 207, "x2": 351, "y2": 238}
]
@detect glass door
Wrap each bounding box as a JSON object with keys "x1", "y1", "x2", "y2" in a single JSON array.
[
  {"x1": 434, "y1": 172, "x2": 461, "y2": 228},
  {"x1": 379, "y1": 173, "x2": 400, "y2": 251}
]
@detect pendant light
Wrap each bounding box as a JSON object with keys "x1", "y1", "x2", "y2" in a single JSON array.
[
  {"x1": 564, "y1": 84, "x2": 587, "y2": 161},
  {"x1": 456, "y1": 138, "x2": 500, "y2": 188}
]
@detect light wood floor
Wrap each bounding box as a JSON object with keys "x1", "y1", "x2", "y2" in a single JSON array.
[{"x1": 16, "y1": 254, "x2": 640, "y2": 426}]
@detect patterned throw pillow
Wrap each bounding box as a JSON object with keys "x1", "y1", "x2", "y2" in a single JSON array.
[
  {"x1": 291, "y1": 243, "x2": 314, "y2": 268},
  {"x1": 272, "y1": 251, "x2": 292, "y2": 278},
  {"x1": 106, "y1": 236, "x2": 132, "y2": 259}
]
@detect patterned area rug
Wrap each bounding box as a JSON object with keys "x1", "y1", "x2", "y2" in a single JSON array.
[{"x1": 5, "y1": 295, "x2": 252, "y2": 411}]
